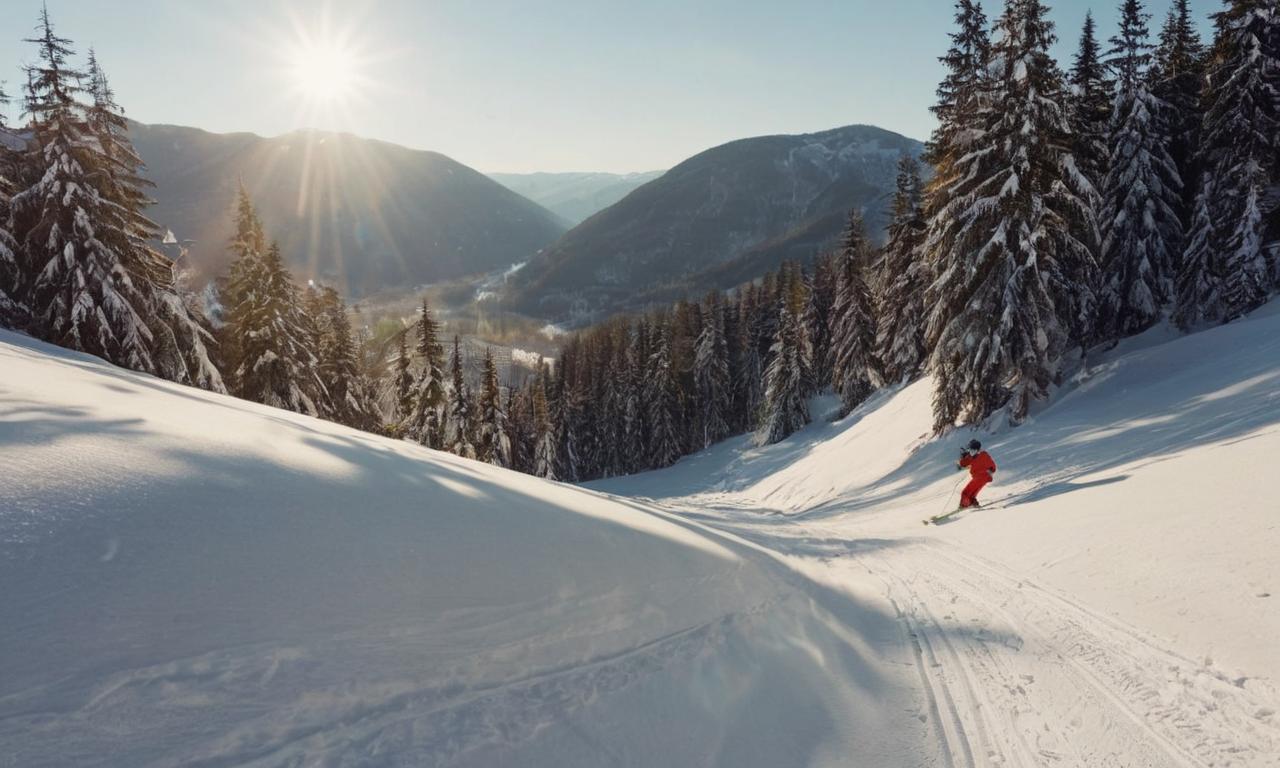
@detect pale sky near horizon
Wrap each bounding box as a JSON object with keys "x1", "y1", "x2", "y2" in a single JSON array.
[{"x1": 0, "y1": 0, "x2": 1218, "y2": 174}]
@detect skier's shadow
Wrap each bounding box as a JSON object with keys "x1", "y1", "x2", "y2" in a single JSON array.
[{"x1": 1005, "y1": 474, "x2": 1130, "y2": 506}]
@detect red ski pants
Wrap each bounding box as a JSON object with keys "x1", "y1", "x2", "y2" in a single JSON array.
[{"x1": 960, "y1": 476, "x2": 990, "y2": 508}]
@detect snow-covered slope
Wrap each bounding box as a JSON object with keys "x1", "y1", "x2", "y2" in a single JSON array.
[
  {"x1": 0, "y1": 330, "x2": 929, "y2": 767},
  {"x1": 5, "y1": 301, "x2": 1280, "y2": 767},
  {"x1": 596, "y1": 302, "x2": 1280, "y2": 766}
]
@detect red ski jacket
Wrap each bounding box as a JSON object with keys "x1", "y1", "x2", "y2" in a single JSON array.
[{"x1": 959, "y1": 450, "x2": 996, "y2": 480}]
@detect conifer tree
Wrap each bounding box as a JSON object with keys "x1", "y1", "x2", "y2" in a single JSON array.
[
  {"x1": 645, "y1": 323, "x2": 683, "y2": 468},
  {"x1": 721, "y1": 292, "x2": 745, "y2": 425},
  {"x1": 314, "y1": 286, "x2": 374, "y2": 428},
  {"x1": 1098, "y1": 0, "x2": 1184, "y2": 339},
  {"x1": 532, "y1": 363, "x2": 557, "y2": 479},
  {"x1": 477, "y1": 347, "x2": 512, "y2": 467},
  {"x1": 694, "y1": 293, "x2": 732, "y2": 448},
  {"x1": 1151, "y1": 0, "x2": 1205, "y2": 224},
  {"x1": 81, "y1": 50, "x2": 224, "y2": 391},
  {"x1": 758, "y1": 300, "x2": 809, "y2": 445},
  {"x1": 1177, "y1": 0, "x2": 1280, "y2": 326},
  {"x1": 924, "y1": 0, "x2": 991, "y2": 230},
  {"x1": 216, "y1": 183, "x2": 267, "y2": 392},
  {"x1": 830, "y1": 210, "x2": 880, "y2": 414},
  {"x1": 407, "y1": 298, "x2": 446, "y2": 448},
  {"x1": 446, "y1": 335, "x2": 476, "y2": 459},
  {"x1": 1070, "y1": 12, "x2": 1111, "y2": 219},
  {"x1": 926, "y1": 0, "x2": 1097, "y2": 429},
  {"x1": 507, "y1": 384, "x2": 534, "y2": 474},
  {"x1": 621, "y1": 323, "x2": 647, "y2": 473},
  {"x1": 735, "y1": 286, "x2": 765, "y2": 430},
  {"x1": 568, "y1": 373, "x2": 596, "y2": 479},
  {"x1": 596, "y1": 327, "x2": 627, "y2": 476},
  {"x1": 0, "y1": 81, "x2": 26, "y2": 327},
  {"x1": 393, "y1": 330, "x2": 415, "y2": 427},
  {"x1": 224, "y1": 242, "x2": 321, "y2": 413},
  {"x1": 13, "y1": 10, "x2": 156, "y2": 371},
  {"x1": 875, "y1": 154, "x2": 929, "y2": 383}
]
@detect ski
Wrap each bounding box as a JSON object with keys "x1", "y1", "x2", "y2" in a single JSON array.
[{"x1": 923, "y1": 509, "x2": 965, "y2": 525}]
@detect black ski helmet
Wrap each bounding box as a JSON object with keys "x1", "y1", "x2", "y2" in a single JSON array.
[{"x1": 967, "y1": 439, "x2": 982, "y2": 451}]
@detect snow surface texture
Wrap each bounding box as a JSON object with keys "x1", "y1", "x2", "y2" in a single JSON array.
[
  {"x1": 3, "y1": 301, "x2": 1280, "y2": 766},
  {"x1": 0, "y1": 330, "x2": 926, "y2": 767}
]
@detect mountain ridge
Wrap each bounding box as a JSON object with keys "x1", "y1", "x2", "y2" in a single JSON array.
[
  {"x1": 505, "y1": 123, "x2": 924, "y2": 323},
  {"x1": 126, "y1": 122, "x2": 568, "y2": 297}
]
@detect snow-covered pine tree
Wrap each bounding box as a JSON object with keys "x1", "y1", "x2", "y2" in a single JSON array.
[
  {"x1": 596, "y1": 326, "x2": 627, "y2": 476},
  {"x1": 1176, "y1": 0, "x2": 1280, "y2": 327},
  {"x1": 392, "y1": 330, "x2": 415, "y2": 427},
  {"x1": 924, "y1": 0, "x2": 991, "y2": 229},
  {"x1": 721, "y1": 291, "x2": 745, "y2": 427},
  {"x1": 532, "y1": 363, "x2": 557, "y2": 480},
  {"x1": 446, "y1": 335, "x2": 477, "y2": 459},
  {"x1": 314, "y1": 286, "x2": 375, "y2": 429},
  {"x1": 551, "y1": 346, "x2": 582, "y2": 481},
  {"x1": 644, "y1": 322, "x2": 684, "y2": 469},
  {"x1": 507, "y1": 383, "x2": 534, "y2": 474},
  {"x1": 0, "y1": 81, "x2": 26, "y2": 328},
  {"x1": 621, "y1": 322, "x2": 647, "y2": 473},
  {"x1": 757, "y1": 299, "x2": 809, "y2": 445},
  {"x1": 12, "y1": 11, "x2": 157, "y2": 371},
  {"x1": 569, "y1": 340, "x2": 602, "y2": 479},
  {"x1": 477, "y1": 347, "x2": 511, "y2": 467},
  {"x1": 1097, "y1": 0, "x2": 1184, "y2": 340},
  {"x1": 921, "y1": 0, "x2": 995, "y2": 426},
  {"x1": 735, "y1": 285, "x2": 764, "y2": 431},
  {"x1": 407, "y1": 298, "x2": 446, "y2": 448},
  {"x1": 225, "y1": 242, "x2": 321, "y2": 414},
  {"x1": 669, "y1": 300, "x2": 701, "y2": 451},
  {"x1": 217, "y1": 183, "x2": 267, "y2": 392},
  {"x1": 1151, "y1": 0, "x2": 1205, "y2": 225},
  {"x1": 1069, "y1": 12, "x2": 1112, "y2": 214},
  {"x1": 298, "y1": 286, "x2": 335, "y2": 417},
  {"x1": 801, "y1": 256, "x2": 836, "y2": 390},
  {"x1": 925, "y1": 0, "x2": 1096, "y2": 430},
  {"x1": 830, "y1": 210, "x2": 880, "y2": 414},
  {"x1": 82, "y1": 51, "x2": 224, "y2": 391},
  {"x1": 694, "y1": 293, "x2": 732, "y2": 448},
  {"x1": 875, "y1": 154, "x2": 929, "y2": 383}
]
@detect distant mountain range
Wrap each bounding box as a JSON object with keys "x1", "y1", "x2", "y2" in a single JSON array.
[
  {"x1": 128, "y1": 124, "x2": 568, "y2": 296},
  {"x1": 488, "y1": 171, "x2": 666, "y2": 226},
  {"x1": 504, "y1": 124, "x2": 925, "y2": 323},
  {"x1": 7, "y1": 121, "x2": 921, "y2": 317}
]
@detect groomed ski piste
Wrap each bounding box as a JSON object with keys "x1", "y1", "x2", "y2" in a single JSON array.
[{"x1": 2, "y1": 301, "x2": 1279, "y2": 767}]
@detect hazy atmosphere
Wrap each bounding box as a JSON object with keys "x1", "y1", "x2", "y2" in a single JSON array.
[{"x1": 0, "y1": 0, "x2": 1217, "y2": 172}]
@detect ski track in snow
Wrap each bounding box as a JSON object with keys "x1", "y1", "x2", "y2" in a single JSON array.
[{"x1": 673, "y1": 508, "x2": 1280, "y2": 768}]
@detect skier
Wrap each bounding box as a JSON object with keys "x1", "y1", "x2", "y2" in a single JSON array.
[{"x1": 956, "y1": 439, "x2": 996, "y2": 509}]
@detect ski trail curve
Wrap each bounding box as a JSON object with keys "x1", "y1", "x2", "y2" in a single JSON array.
[
  {"x1": 863, "y1": 537, "x2": 1280, "y2": 768},
  {"x1": 676, "y1": 509, "x2": 1280, "y2": 768}
]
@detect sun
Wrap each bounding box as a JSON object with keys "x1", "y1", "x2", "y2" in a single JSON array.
[{"x1": 290, "y1": 37, "x2": 358, "y2": 103}]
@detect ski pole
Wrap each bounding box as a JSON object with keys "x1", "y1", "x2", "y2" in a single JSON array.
[{"x1": 940, "y1": 475, "x2": 966, "y2": 517}]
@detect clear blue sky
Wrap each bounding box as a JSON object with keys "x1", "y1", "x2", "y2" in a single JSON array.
[{"x1": 0, "y1": 0, "x2": 1218, "y2": 174}]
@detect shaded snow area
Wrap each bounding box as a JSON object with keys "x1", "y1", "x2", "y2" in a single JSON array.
[
  {"x1": 0, "y1": 331, "x2": 925, "y2": 767},
  {"x1": 3, "y1": 304, "x2": 1279, "y2": 768}
]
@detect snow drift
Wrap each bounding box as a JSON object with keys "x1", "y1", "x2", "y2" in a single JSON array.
[{"x1": 0, "y1": 330, "x2": 927, "y2": 767}]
